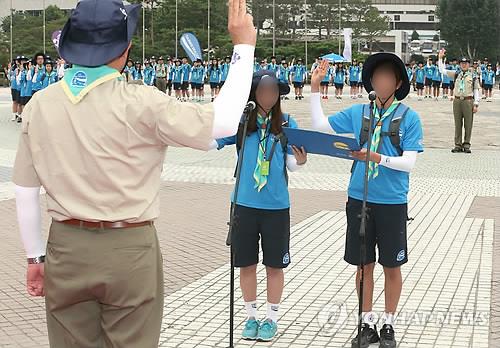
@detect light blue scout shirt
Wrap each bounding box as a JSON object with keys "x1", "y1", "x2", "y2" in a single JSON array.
[
  {"x1": 334, "y1": 68, "x2": 346, "y2": 85},
  {"x1": 322, "y1": 67, "x2": 334, "y2": 83},
  {"x1": 216, "y1": 114, "x2": 298, "y2": 210},
  {"x1": 349, "y1": 65, "x2": 360, "y2": 82},
  {"x1": 484, "y1": 70, "x2": 495, "y2": 85},
  {"x1": 406, "y1": 67, "x2": 413, "y2": 81},
  {"x1": 328, "y1": 104, "x2": 424, "y2": 204},
  {"x1": 208, "y1": 66, "x2": 220, "y2": 83},
  {"x1": 267, "y1": 63, "x2": 279, "y2": 74},
  {"x1": 182, "y1": 63, "x2": 192, "y2": 82},
  {"x1": 190, "y1": 66, "x2": 205, "y2": 84},
  {"x1": 41, "y1": 71, "x2": 58, "y2": 88},
  {"x1": 442, "y1": 65, "x2": 453, "y2": 84},
  {"x1": 131, "y1": 67, "x2": 142, "y2": 80},
  {"x1": 220, "y1": 63, "x2": 230, "y2": 82},
  {"x1": 19, "y1": 70, "x2": 33, "y2": 97},
  {"x1": 172, "y1": 65, "x2": 183, "y2": 83},
  {"x1": 432, "y1": 66, "x2": 442, "y2": 82},
  {"x1": 415, "y1": 67, "x2": 425, "y2": 84},
  {"x1": 424, "y1": 64, "x2": 435, "y2": 80},
  {"x1": 278, "y1": 65, "x2": 290, "y2": 84},
  {"x1": 9, "y1": 68, "x2": 18, "y2": 90},
  {"x1": 291, "y1": 65, "x2": 306, "y2": 82},
  {"x1": 143, "y1": 66, "x2": 156, "y2": 85},
  {"x1": 31, "y1": 65, "x2": 46, "y2": 91}
]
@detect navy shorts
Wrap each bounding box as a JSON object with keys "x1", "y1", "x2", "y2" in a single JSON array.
[
  {"x1": 181, "y1": 81, "x2": 189, "y2": 90},
  {"x1": 334, "y1": 83, "x2": 344, "y2": 89},
  {"x1": 173, "y1": 82, "x2": 182, "y2": 90},
  {"x1": 320, "y1": 81, "x2": 330, "y2": 86},
  {"x1": 11, "y1": 88, "x2": 19, "y2": 102},
  {"x1": 442, "y1": 83, "x2": 450, "y2": 89},
  {"x1": 231, "y1": 205, "x2": 291, "y2": 269},
  {"x1": 293, "y1": 82, "x2": 304, "y2": 89},
  {"x1": 344, "y1": 197, "x2": 408, "y2": 268},
  {"x1": 210, "y1": 82, "x2": 219, "y2": 89},
  {"x1": 484, "y1": 84, "x2": 493, "y2": 91},
  {"x1": 19, "y1": 95, "x2": 31, "y2": 106},
  {"x1": 416, "y1": 82, "x2": 424, "y2": 90},
  {"x1": 424, "y1": 78, "x2": 432, "y2": 87},
  {"x1": 350, "y1": 81, "x2": 358, "y2": 87},
  {"x1": 432, "y1": 80, "x2": 441, "y2": 88}
]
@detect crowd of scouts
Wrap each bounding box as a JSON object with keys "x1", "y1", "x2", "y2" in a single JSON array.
[
  {"x1": 4, "y1": 53, "x2": 66, "y2": 123},
  {"x1": 405, "y1": 57, "x2": 499, "y2": 102}
]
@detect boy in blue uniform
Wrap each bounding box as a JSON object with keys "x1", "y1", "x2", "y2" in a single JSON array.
[
  {"x1": 333, "y1": 62, "x2": 346, "y2": 99},
  {"x1": 320, "y1": 60, "x2": 334, "y2": 100},
  {"x1": 181, "y1": 57, "x2": 191, "y2": 101},
  {"x1": 277, "y1": 59, "x2": 291, "y2": 100},
  {"x1": 143, "y1": 60, "x2": 156, "y2": 86},
  {"x1": 414, "y1": 61, "x2": 425, "y2": 100},
  {"x1": 431, "y1": 62, "x2": 442, "y2": 100},
  {"x1": 8, "y1": 57, "x2": 21, "y2": 121},
  {"x1": 267, "y1": 56, "x2": 279, "y2": 74},
  {"x1": 210, "y1": 70, "x2": 307, "y2": 342},
  {"x1": 290, "y1": 59, "x2": 306, "y2": 100},
  {"x1": 311, "y1": 53, "x2": 423, "y2": 348},
  {"x1": 483, "y1": 64, "x2": 495, "y2": 101},
  {"x1": 131, "y1": 61, "x2": 143, "y2": 82},
  {"x1": 208, "y1": 58, "x2": 221, "y2": 102},
  {"x1": 171, "y1": 59, "x2": 184, "y2": 100},
  {"x1": 190, "y1": 59, "x2": 205, "y2": 102},
  {"x1": 349, "y1": 60, "x2": 360, "y2": 99},
  {"x1": 423, "y1": 58, "x2": 435, "y2": 98},
  {"x1": 18, "y1": 57, "x2": 33, "y2": 122},
  {"x1": 31, "y1": 53, "x2": 46, "y2": 95},
  {"x1": 41, "y1": 61, "x2": 58, "y2": 89}
]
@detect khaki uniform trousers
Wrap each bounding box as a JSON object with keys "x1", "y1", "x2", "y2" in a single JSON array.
[
  {"x1": 45, "y1": 221, "x2": 164, "y2": 348},
  {"x1": 452, "y1": 98, "x2": 474, "y2": 149}
]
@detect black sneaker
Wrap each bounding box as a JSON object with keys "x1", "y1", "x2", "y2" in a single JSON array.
[
  {"x1": 464, "y1": 148, "x2": 471, "y2": 154},
  {"x1": 351, "y1": 323, "x2": 379, "y2": 348},
  {"x1": 451, "y1": 147, "x2": 463, "y2": 153},
  {"x1": 17, "y1": 117, "x2": 22, "y2": 123},
  {"x1": 379, "y1": 324, "x2": 397, "y2": 348}
]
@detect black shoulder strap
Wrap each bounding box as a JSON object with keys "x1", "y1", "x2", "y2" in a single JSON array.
[
  {"x1": 358, "y1": 104, "x2": 372, "y2": 149},
  {"x1": 380, "y1": 103, "x2": 410, "y2": 156}
]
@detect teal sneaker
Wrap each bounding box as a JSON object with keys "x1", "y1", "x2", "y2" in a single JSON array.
[
  {"x1": 241, "y1": 318, "x2": 260, "y2": 340},
  {"x1": 257, "y1": 319, "x2": 278, "y2": 342}
]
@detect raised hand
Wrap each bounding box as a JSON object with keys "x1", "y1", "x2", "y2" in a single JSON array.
[
  {"x1": 311, "y1": 60, "x2": 330, "y2": 92},
  {"x1": 228, "y1": 0, "x2": 256, "y2": 46}
]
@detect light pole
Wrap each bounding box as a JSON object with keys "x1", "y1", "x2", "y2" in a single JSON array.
[
  {"x1": 208, "y1": 0, "x2": 210, "y2": 61},
  {"x1": 10, "y1": 0, "x2": 13, "y2": 62},
  {"x1": 142, "y1": 2, "x2": 145, "y2": 63},
  {"x1": 43, "y1": 0, "x2": 46, "y2": 54},
  {"x1": 304, "y1": 0, "x2": 308, "y2": 70},
  {"x1": 175, "y1": 0, "x2": 178, "y2": 58},
  {"x1": 272, "y1": 0, "x2": 276, "y2": 56},
  {"x1": 338, "y1": 0, "x2": 342, "y2": 55}
]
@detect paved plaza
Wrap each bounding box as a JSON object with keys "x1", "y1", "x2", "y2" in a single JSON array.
[{"x1": 0, "y1": 86, "x2": 499, "y2": 347}]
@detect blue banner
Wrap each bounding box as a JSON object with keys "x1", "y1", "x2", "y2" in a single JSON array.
[{"x1": 180, "y1": 33, "x2": 203, "y2": 62}]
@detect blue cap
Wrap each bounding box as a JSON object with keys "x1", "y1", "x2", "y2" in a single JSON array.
[{"x1": 59, "y1": 0, "x2": 141, "y2": 67}]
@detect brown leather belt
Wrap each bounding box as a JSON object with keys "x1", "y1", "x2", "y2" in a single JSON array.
[
  {"x1": 59, "y1": 219, "x2": 154, "y2": 229},
  {"x1": 457, "y1": 96, "x2": 473, "y2": 100}
]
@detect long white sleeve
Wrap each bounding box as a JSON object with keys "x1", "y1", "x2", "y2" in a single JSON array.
[
  {"x1": 438, "y1": 59, "x2": 456, "y2": 79},
  {"x1": 310, "y1": 92, "x2": 335, "y2": 134},
  {"x1": 212, "y1": 44, "x2": 255, "y2": 139},
  {"x1": 286, "y1": 154, "x2": 304, "y2": 172},
  {"x1": 15, "y1": 185, "x2": 44, "y2": 258},
  {"x1": 379, "y1": 151, "x2": 418, "y2": 173}
]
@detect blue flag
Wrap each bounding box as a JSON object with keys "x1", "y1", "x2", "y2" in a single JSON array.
[{"x1": 180, "y1": 33, "x2": 202, "y2": 62}]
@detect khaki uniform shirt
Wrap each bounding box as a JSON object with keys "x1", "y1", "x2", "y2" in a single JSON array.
[
  {"x1": 454, "y1": 69, "x2": 480, "y2": 98},
  {"x1": 156, "y1": 64, "x2": 167, "y2": 78},
  {"x1": 12, "y1": 78, "x2": 214, "y2": 222}
]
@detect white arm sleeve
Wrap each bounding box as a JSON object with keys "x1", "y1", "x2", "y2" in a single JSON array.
[
  {"x1": 212, "y1": 44, "x2": 255, "y2": 139},
  {"x1": 310, "y1": 93, "x2": 335, "y2": 134},
  {"x1": 438, "y1": 59, "x2": 456, "y2": 79},
  {"x1": 286, "y1": 154, "x2": 304, "y2": 172},
  {"x1": 379, "y1": 151, "x2": 418, "y2": 173},
  {"x1": 15, "y1": 185, "x2": 44, "y2": 258},
  {"x1": 473, "y1": 88, "x2": 480, "y2": 105},
  {"x1": 208, "y1": 139, "x2": 219, "y2": 151}
]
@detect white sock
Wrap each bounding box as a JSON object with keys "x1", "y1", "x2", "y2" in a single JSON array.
[
  {"x1": 383, "y1": 312, "x2": 395, "y2": 326},
  {"x1": 266, "y1": 302, "x2": 279, "y2": 323},
  {"x1": 362, "y1": 311, "x2": 377, "y2": 329},
  {"x1": 244, "y1": 301, "x2": 257, "y2": 320}
]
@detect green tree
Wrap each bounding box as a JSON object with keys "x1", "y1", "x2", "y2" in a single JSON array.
[
  {"x1": 411, "y1": 30, "x2": 419, "y2": 41},
  {"x1": 437, "y1": 0, "x2": 500, "y2": 60}
]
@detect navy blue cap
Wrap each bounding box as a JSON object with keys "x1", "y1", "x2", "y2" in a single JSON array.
[
  {"x1": 59, "y1": 0, "x2": 141, "y2": 67},
  {"x1": 251, "y1": 70, "x2": 290, "y2": 96}
]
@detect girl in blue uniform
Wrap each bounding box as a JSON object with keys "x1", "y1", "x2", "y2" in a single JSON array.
[
  {"x1": 349, "y1": 60, "x2": 360, "y2": 99},
  {"x1": 8, "y1": 58, "x2": 20, "y2": 121},
  {"x1": 333, "y1": 62, "x2": 346, "y2": 99},
  {"x1": 483, "y1": 64, "x2": 496, "y2": 101},
  {"x1": 190, "y1": 59, "x2": 205, "y2": 102},
  {"x1": 171, "y1": 59, "x2": 184, "y2": 100},
  {"x1": 414, "y1": 61, "x2": 425, "y2": 100},
  {"x1": 41, "y1": 61, "x2": 58, "y2": 89},
  {"x1": 131, "y1": 61, "x2": 143, "y2": 82},
  {"x1": 210, "y1": 70, "x2": 307, "y2": 343},
  {"x1": 208, "y1": 58, "x2": 221, "y2": 102},
  {"x1": 320, "y1": 61, "x2": 334, "y2": 100},
  {"x1": 290, "y1": 59, "x2": 306, "y2": 100},
  {"x1": 277, "y1": 59, "x2": 290, "y2": 100},
  {"x1": 143, "y1": 60, "x2": 156, "y2": 86}
]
